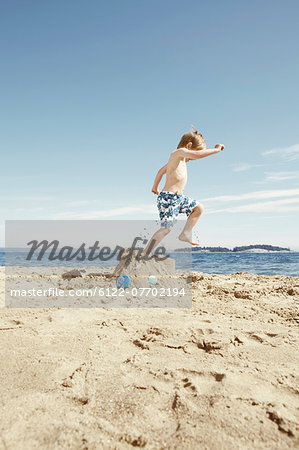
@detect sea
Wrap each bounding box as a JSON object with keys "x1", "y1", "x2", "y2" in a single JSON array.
[{"x1": 1, "y1": 251, "x2": 299, "y2": 277}]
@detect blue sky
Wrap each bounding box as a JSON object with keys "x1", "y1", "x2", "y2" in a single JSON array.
[{"x1": 1, "y1": 0, "x2": 299, "y2": 249}]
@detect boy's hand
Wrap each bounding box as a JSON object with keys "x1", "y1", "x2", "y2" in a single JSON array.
[
  {"x1": 152, "y1": 187, "x2": 159, "y2": 195},
  {"x1": 215, "y1": 144, "x2": 225, "y2": 151}
]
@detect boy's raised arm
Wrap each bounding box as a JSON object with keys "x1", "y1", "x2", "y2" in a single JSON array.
[
  {"x1": 152, "y1": 164, "x2": 167, "y2": 194},
  {"x1": 178, "y1": 144, "x2": 224, "y2": 160}
]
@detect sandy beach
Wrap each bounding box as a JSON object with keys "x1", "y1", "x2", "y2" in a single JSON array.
[{"x1": 0, "y1": 266, "x2": 298, "y2": 449}]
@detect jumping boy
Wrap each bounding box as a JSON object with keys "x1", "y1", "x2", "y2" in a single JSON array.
[{"x1": 143, "y1": 126, "x2": 224, "y2": 255}]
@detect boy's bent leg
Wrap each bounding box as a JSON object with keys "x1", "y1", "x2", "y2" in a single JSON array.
[
  {"x1": 143, "y1": 227, "x2": 171, "y2": 256},
  {"x1": 179, "y1": 203, "x2": 204, "y2": 246}
]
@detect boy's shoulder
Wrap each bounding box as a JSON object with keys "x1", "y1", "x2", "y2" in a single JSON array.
[
  {"x1": 170, "y1": 147, "x2": 185, "y2": 155},
  {"x1": 170, "y1": 148, "x2": 185, "y2": 158}
]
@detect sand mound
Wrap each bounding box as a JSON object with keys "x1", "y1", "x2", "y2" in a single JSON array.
[{"x1": 113, "y1": 249, "x2": 176, "y2": 276}]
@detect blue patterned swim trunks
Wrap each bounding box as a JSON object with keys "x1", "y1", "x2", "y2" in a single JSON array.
[{"x1": 157, "y1": 191, "x2": 199, "y2": 228}]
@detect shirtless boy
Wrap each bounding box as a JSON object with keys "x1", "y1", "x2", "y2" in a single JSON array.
[{"x1": 143, "y1": 127, "x2": 224, "y2": 255}]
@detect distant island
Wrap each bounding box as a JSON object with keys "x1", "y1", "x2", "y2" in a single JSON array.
[{"x1": 174, "y1": 244, "x2": 292, "y2": 253}]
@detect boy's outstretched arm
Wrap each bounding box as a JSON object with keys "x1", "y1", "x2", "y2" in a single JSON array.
[
  {"x1": 152, "y1": 164, "x2": 167, "y2": 194},
  {"x1": 178, "y1": 144, "x2": 225, "y2": 160}
]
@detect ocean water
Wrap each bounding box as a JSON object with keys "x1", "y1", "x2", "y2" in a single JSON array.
[
  {"x1": 1, "y1": 251, "x2": 299, "y2": 276},
  {"x1": 191, "y1": 252, "x2": 299, "y2": 277}
]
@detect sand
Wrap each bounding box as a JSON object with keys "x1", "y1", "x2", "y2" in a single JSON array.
[{"x1": 0, "y1": 264, "x2": 298, "y2": 449}]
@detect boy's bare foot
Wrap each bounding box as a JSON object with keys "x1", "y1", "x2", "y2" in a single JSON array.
[{"x1": 178, "y1": 232, "x2": 199, "y2": 246}]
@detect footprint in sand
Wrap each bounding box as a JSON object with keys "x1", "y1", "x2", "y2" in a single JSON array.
[
  {"x1": 61, "y1": 363, "x2": 90, "y2": 405},
  {"x1": 179, "y1": 370, "x2": 226, "y2": 396},
  {"x1": 181, "y1": 377, "x2": 197, "y2": 393},
  {"x1": 136, "y1": 327, "x2": 164, "y2": 345}
]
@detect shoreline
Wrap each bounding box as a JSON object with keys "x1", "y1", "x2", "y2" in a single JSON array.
[
  {"x1": 174, "y1": 250, "x2": 298, "y2": 253},
  {"x1": 1, "y1": 264, "x2": 299, "y2": 277}
]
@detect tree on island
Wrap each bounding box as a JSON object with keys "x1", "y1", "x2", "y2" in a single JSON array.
[
  {"x1": 174, "y1": 244, "x2": 291, "y2": 252},
  {"x1": 232, "y1": 244, "x2": 290, "y2": 252}
]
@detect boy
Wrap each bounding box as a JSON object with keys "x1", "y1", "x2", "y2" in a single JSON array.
[{"x1": 144, "y1": 126, "x2": 224, "y2": 255}]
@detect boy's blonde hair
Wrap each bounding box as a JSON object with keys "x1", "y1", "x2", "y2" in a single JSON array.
[{"x1": 177, "y1": 125, "x2": 206, "y2": 150}]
